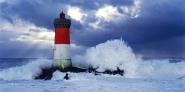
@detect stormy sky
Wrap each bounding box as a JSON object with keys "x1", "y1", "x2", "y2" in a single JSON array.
[{"x1": 0, "y1": 0, "x2": 184, "y2": 58}]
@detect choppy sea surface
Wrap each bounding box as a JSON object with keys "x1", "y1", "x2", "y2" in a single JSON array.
[
  {"x1": 0, "y1": 58, "x2": 43, "y2": 69},
  {"x1": 0, "y1": 58, "x2": 184, "y2": 92},
  {"x1": 0, "y1": 39, "x2": 185, "y2": 92}
]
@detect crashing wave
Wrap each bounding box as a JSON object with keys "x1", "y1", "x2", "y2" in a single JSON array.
[
  {"x1": 0, "y1": 39, "x2": 185, "y2": 80},
  {"x1": 0, "y1": 59, "x2": 52, "y2": 80}
]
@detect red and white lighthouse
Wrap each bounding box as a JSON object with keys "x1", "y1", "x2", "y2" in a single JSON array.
[{"x1": 53, "y1": 11, "x2": 72, "y2": 69}]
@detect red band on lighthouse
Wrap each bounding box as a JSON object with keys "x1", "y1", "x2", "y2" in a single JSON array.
[{"x1": 55, "y1": 27, "x2": 70, "y2": 44}]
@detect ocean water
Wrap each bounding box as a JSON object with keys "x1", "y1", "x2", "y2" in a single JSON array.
[
  {"x1": 0, "y1": 58, "x2": 185, "y2": 92},
  {"x1": 0, "y1": 40, "x2": 185, "y2": 80},
  {"x1": 0, "y1": 58, "x2": 185, "y2": 80},
  {"x1": 0, "y1": 58, "x2": 184, "y2": 70},
  {"x1": 0, "y1": 58, "x2": 33, "y2": 69},
  {"x1": 0, "y1": 39, "x2": 184, "y2": 92}
]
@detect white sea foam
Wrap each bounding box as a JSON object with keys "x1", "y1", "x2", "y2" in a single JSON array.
[
  {"x1": 51, "y1": 70, "x2": 66, "y2": 80},
  {"x1": 51, "y1": 71, "x2": 93, "y2": 81},
  {"x1": 73, "y1": 39, "x2": 185, "y2": 79},
  {"x1": 0, "y1": 59, "x2": 52, "y2": 80}
]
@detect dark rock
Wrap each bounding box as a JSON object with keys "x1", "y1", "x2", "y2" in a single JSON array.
[
  {"x1": 34, "y1": 66, "x2": 87, "y2": 80},
  {"x1": 34, "y1": 68, "x2": 55, "y2": 80},
  {"x1": 34, "y1": 66, "x2": 124, "y2": 80},
  {"x1": 88, "y1": 67, "x2": 124, "y2": 76}
]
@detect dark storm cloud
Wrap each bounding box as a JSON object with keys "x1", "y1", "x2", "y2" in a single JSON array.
[
  {"x1": 130, "y1": 0, "x2": 185, "y2": 58},
  {"x1": 0, "y1": 0, "x2": 135, "y2": 29},
  {"x1": 0, "y1": 0, "x2": 185, "y2": 58},
  {"x1": 0, "y1": 41, "x2": 53, "y2": 58},
  {"x1": 52, "y1": 0, "x2": 134, "y2": 9},
  {"x1": 69, "y1": 0, "x2": 185, "y2": 58},
  {"x1": 134, "y1": 36, "x2": 185, "y2": 58},
  {"x1": 0, "y1": 0, "x2": 59, "y2": 29}
]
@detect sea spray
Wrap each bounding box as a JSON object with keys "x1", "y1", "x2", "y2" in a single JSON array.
[
  {"x1": 73, "y1": 39, "x2": 140, "y2": 78},
  {"x1": 73, "y1": 39, "x2": 185, "y2": 79},
  {"x1": 0, "y1": 59, "x2": 52, "y2": 80}
]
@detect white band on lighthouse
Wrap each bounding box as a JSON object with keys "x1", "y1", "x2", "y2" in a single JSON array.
[{"x1": 53, "y1": 44, "x2": 71, "y2": 69}]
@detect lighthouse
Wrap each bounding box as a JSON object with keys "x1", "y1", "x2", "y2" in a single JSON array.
[
  {"x1": 53, "y1": 11, "x2": 72, "y2": 70},
  {"x1": 34, "y1": 11, "x2": 125, "y2": 80}
]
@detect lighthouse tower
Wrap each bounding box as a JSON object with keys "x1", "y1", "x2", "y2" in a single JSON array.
[{"x1": 53, "y1": 11, "x2": 72, "y2": 69}]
